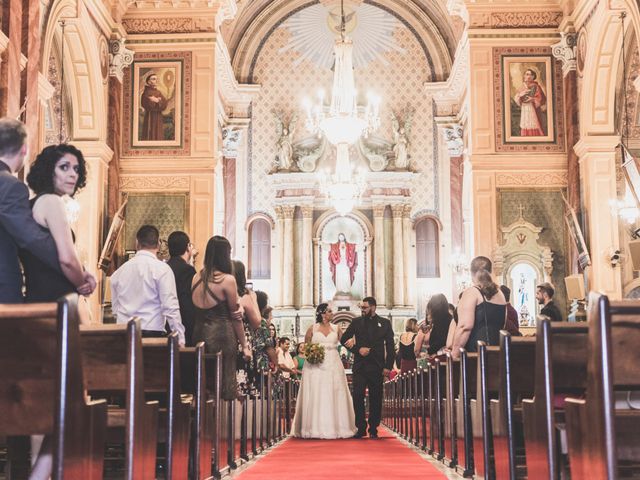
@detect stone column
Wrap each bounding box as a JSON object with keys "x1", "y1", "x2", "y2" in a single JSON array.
[
  {"x1": 281, "y1": 205, "x2": 296, "y2": 307},
  {"x1": 391, "y1": 204, "x2": 405, "y2": 307},
  {"x1": 312, "y1": 236, "x2": 320, "y2": 305},
  {"x1": 300, "y1": 206, "x2": 314, "y2": 307},
  {"x1": 373, "y1": 205, "x2": 386, "y2": 307},
  {"x1": 402, "y1": 205, "x2": 415, "y2": 307},
  {"x1": 574, "y1": 136, "x2": 622, "y2": 299},
  {"x1": 274, "y1": 207, "x2": 285, "y2": 307},
  {"x1": 71, "y1": 140, "x2": 114, "y2": 321},
  {"x1": 0, "y1": 0, "x2": 22, "y2": 116}
]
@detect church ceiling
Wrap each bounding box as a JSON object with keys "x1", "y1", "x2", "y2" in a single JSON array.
[{"x1": 225, "y1": 0, "x2": 457, "y2": 83}]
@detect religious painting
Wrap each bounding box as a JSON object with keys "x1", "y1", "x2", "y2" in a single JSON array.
[
  {"x1": 132, "y1": 60, "x2": 182, "y2": 146},
  {"x1": 122, "y1": 51, "x2": 192, "y2": 156},
  {"x1": 493, "y1": 47, "x2": 565, "y2": 152},
  {"x1": 319, "y1": 216, "x2": 366, "y2": 302},
  {"x1": 503, "y1": 55, "x2": 554, "y2": 143}
]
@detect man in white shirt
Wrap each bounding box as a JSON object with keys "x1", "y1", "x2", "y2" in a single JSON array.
[
  {"x1": 111, "y1": 225, "x2": 186, "y2": 346},
  {"x1": 277, "y1": 337, "x2": 299, "y2": 379}
]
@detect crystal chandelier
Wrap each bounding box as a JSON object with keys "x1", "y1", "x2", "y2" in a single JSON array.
[{"x1": 305, "y1": 0, "x2": 379, "y2": 215}]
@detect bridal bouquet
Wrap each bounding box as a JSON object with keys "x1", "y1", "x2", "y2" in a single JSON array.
[{"x1": 304, "y1": 343, "x2": 325, "y2": 365}]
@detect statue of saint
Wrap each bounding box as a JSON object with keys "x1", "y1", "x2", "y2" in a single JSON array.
[
  {"x1": 391, "y1": 110, "x2": 413, "y2": 170},
  {"x1": 273, "y1": 111, "x2": 297, "y2": 171},
  {"x1": 328, "y1": 233, "x2": 358, "y2": 294}
]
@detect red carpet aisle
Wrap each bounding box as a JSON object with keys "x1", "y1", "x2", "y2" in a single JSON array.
[{"x1": 235, "y1": 428, "x2": 447, "y2": 480}]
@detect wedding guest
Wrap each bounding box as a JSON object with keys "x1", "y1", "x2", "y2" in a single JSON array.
[
  {"x1": 21, "y1": 144, "x2": 97, "y2": 305},
  {"x1": 500, "y1": 285, "x2": 522, "y2": 336},
  {"x1": 293, "y1": 342, "x2": 306, "y2": 379},
  {"x1": 111, "y1": 225, "x2": 185, "y2": 344},
  {"x1": 14, "y1": 141, "x2": 96, "y2": 480},
  {"x1": 191, "y1": 235, "x2": 251, "y2": 400},
  {"x1": 233, "y1": 260, "x2": 261, "y2": 396},
  {"x1": 537, "y1": 282, "x2": 563, "y2": 322},
  {"x1": 167, "y1": 231, "x2": 197, "y2": 344},
  {"x1": 397, "y1": 318, "x2": 418, "y2": 373},
  {"x1": 450, "y1": 256, "x2": 507, "y2": 359},
  {"x1": 0, "y1": 118, "x2": 94, "y2": 304},
  {"x1": 253, "y1": 291, "x2": 278, "y2": 372},
  {"x1": 415, "y1": 294, "x2": 452, "y2": 358},
  {"x1": 277, "y1": 337, "x2": 300, "y2": 379}
]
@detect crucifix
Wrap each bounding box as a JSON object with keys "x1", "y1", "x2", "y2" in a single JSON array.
[{"x1": 517, "y1": 203, "x2": 525, "y2": 220}]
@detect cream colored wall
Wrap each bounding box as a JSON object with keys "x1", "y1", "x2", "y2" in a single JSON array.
[{"x1": 118, "y1": 33, "x2": 218, "y2": 271}]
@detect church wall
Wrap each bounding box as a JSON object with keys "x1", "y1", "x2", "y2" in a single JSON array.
[{"x1": 117, "y1": 31, "x2": 219, "y2": 268}]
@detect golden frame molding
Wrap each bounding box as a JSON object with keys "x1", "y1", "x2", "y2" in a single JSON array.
[{"x1": 120, "y1": 175, "x2": 191, "y2": 191}]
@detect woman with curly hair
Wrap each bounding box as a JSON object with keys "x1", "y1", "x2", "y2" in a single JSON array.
[
  {"x1": 20, "y1": 144, "x2": 95, "y2": 303},
  {"x1": 20, "y1": 144, "x2": 96, "y2": 480}
]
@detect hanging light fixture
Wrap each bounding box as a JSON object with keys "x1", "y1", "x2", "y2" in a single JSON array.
[
  {"x1": 304, "y1": 0, "x2": 378, "y2": 215},
  {"x1": 303, "y1": 0, "x2": 380, "y2": 145}
]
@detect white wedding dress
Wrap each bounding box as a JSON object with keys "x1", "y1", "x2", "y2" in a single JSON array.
[{"x1": 290, "y1": 323, "x2": 357, "y2": 438}]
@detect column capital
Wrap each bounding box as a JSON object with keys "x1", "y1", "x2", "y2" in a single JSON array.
[
  {"x1": 222, "y1": 127, "x2": 243, "y2": 159},
  {"x1": 300, "y1": 205, "x2": 314, "y2": 218},
  {"x1": 551, "y1": 32, "x2": 577, "y2": 78},
  {"x1": 372, "y1": 204, "x2": 386, "y2": 217},
  {"x1": 277, "y1": 205, "x2": 295, "y2": 219},
  {"x1": 391, "y1": 204, "x2": 406, "y2": 218},
  {"x1": 109, "y1": 38, "x2": 134, "y2": 83},
  {"x1": 403, "y1": 204, "x2": 412, "y2": 217}
]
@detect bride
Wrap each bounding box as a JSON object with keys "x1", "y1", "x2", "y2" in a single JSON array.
[{"x1": 290, "y1": 303, "x2": 357, "y2": 438}]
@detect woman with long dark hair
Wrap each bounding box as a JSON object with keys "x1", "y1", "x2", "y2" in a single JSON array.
[
  {"x1": 191, "y1": 236, "x2": 251, "y2": 400},
  {"x1": 450, "y1": 256, "x2": 506, "y2": 359},
  {"x1": 414, "y1": 294, "x2": 452, "y2": 358}
]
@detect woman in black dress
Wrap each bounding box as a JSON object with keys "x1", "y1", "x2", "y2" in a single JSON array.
[
  {"x1": 450, "y1": 256, "x2": 506, "y2": 359},
  {"x1": 20, "y1": 144, "x2": 96, "y2": 480},
  {"x1": 20, "y1": 144, "x2": 95, "y2": 303}
]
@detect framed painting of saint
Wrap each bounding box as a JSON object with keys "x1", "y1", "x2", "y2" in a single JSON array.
[
  {"x1": 122, "y1": 51, "x2": 192, "y2": 156},
  {"x1": 493, "y1": 47, "x2": 565, "y2": 152},
  {"x1": 132, "y1": 60, "x2": 182, "y2": 147},
  {"x1": 503, "y1": 55, "x2": 555, "y2": 143}
]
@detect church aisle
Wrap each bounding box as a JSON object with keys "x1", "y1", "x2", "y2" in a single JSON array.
[{"x1": 234, "y1": 428, "x2": 449, "y2": 480}]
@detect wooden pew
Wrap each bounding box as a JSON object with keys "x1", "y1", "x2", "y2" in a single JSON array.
[
  {"x1": 204, "y1": 353, "x2": 224, "y2": 478},
  {"x1": 0, "y1": 294, "x2": 107, "y2": 479},
  {"x1": 433, "y1": 358, "x2": 447, "y2": 461},
  {"x1": 180, "y1": 342, "x2": 214, "y2": 480},
  {"x1": 455, "y1": 349, "x2": 478, "y2": 477},
  {"x1": 565, "y1": 293, "x2": 640, "y2": 479},
  {"x1": 444, "y1": 354, "x2": 461, "y2": 468},
  {"x1": 142, "y1": 334, "x2": 192, "y2": 479},
  {"x1": 521, "y1": 321, "x2": 588, "y2": 480},
  {"x1": 490, "y1": 333, "x2": 536, "y2": 479},
  {"x1": 470, "y1": 343, "x2": 500, "y2": 480},
  {"x1": 80, "y1": 320, "x2": 159, "y2": 479}
]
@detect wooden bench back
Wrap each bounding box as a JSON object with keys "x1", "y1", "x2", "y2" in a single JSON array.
[
  {"x1": 585, "y1": 293, "x2": 640, "y2": 477},
  {"x1": 142, "y1": 333, "x2": 181, "y2": 397},
  {"x1": 499, "y1": 334, "x2": 536, "y2": 403},
  {"x1": 0, "y1": 295, "x2": 86, "y2": 436}
]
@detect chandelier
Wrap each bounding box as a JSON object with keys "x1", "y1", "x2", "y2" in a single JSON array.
[{"x1": 304, "y1": 0, "x2": 379, "y2": 215}]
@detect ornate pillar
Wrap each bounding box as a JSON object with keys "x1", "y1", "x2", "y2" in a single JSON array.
[
  {"x1": 72, "y1": 140, "x2": 114, "y2": 321},
  {"x1": 274, "y1": 207, "x2": 285, "y2": 306},
  {"x1": 402, "y1": 205, "x2": 415, "y2": 307},
  {"x1": 0, "y1": 0, "x2": 22, "y2": 116},
  {"x1": 391, "y1": 204, "x2": 405, "y2": 307},
  {"x1": 373, "y1": 205, "x2": 386, "y2": 306},
  {"x1": 312, "y1": 236, "x2": 320, "y2": 305},
  {"x1": 300, "y1": 206, "x2": 314, "y2": 307},
  {"x1": 574, "y1": 136, "x2": 622, "y2": 299},
  {"x1": 281, "y1": 205, "x2": 296, "y2": 307}
]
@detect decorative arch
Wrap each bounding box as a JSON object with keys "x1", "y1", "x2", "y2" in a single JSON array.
[
  {"x1": 580, "y1": 0, "x2": 640, "y2": 137},
  {"x1": 229, "y1": 0, "x2": 455, "y2": 83},
  {"x1": 41, "y1": 0, "x2": 106, "y2": 142},
  {"x1": 313, "y1": 209, "x2": 374, "y2": 239},
  {"x1": 245, "y1": 211, "x2": 276, "y2": 230}
]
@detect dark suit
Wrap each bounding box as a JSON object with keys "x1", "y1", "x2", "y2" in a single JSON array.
[
  {"x1": 541, "y1": 300, "x2": 563, "y2": 322},
  {"x1": 341, "y1": 313, "x2": 395, "y2": 435},
  {"x1": 167, "y1": 255, "x2": 196, "y2": 345},
  {"x1": 0, "y1": 161, "x2": 61, "y2": 303}
]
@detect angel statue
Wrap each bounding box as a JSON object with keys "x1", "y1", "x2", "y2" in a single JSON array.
[
  {"x1": 273, "y1": 110, "x2": 297, "y2": 171},
  {"x1": 391, "y1": 109, "x2": 413, "y2": 170}
]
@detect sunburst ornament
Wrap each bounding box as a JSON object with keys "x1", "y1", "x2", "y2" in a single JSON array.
[{"x1": 280, "y1": 2, "x2": 403, "y2": 69}]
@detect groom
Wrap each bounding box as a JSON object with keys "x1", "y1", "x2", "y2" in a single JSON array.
[{"x1": 341, "y1": 296, "x2": 395, "y2": 438}]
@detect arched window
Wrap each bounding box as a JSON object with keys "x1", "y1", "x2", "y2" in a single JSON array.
[
  {"x1": 248, "y1": 218, "x2": 271, "y2": 279},
  {"x1": 416, "y1": 217, "x2": 439, "y2": 278}
]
